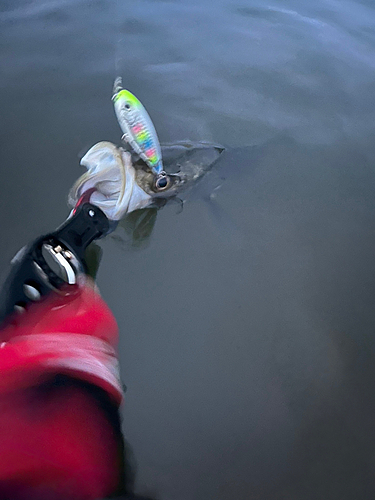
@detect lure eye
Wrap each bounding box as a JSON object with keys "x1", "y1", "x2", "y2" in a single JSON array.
[
  {"x1": 125, "y1": 104, "x2": 131, "y2": 110},
  {"x1": 155, "y1": 175, "x2": 170, "y2": 191}
]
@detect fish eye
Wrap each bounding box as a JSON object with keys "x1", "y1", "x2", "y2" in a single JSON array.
[{"x1": 155, "y1": 175, "x2": 170, "y2": 191}]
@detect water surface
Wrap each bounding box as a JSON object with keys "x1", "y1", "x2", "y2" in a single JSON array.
[{"x1": 1, "y1": 1, "x2": 375, "y2": 499}]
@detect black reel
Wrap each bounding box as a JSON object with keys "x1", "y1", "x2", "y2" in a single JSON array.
[{"x1": 0, "y1": 203, "x2": 109, "y2": 328}]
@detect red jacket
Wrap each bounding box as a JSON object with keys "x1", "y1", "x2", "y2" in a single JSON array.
[{"x1": 0, "y1": 283, "x2": 125, "y2": 500}]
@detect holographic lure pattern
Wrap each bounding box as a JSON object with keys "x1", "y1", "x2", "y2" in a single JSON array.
[
  {"x1": 131, "y1": 121, "x2": 158, "y2": 167},
  {"x1": 113, "y1": 82, "x2": 163, "y2": 175}
]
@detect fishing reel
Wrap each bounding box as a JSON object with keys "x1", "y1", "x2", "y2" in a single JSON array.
[{"x1": 0, "y1": 203, "x2": 109, "y2": 328}]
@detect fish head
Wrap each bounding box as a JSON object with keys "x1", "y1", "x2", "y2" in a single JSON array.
[
  {"x1": 69, "y1": 141, "x2": 224, "y2": 220},
  {"x1": 133, "y1": 141, "x2": 225, "y2": 198}
]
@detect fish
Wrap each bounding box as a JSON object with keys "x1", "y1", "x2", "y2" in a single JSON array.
[
  {"x1": 68, "y1": 141, "x2": 224, "y2": 220},
  {"x1": 112, "y1": 77, "x2": 163, "y2": 176}
]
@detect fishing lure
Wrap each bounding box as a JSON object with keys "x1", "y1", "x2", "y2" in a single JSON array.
[{"x1": 112, "y1": 77, "x2": 164, "y2": 177}]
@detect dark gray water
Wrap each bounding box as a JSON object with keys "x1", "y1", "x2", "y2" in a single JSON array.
[{"x1": 2, "y1": 1, "x2": 375, "y2": 499}]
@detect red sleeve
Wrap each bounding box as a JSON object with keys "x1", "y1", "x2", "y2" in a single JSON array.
[{"x1": 0, "y1": 284, "x2": 125, "y2": 500}]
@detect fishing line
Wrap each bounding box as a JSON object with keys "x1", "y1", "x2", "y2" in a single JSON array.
[
  {"x1": 113, "y1": 0, "x2": 125, "y2": 82},
  {"x1": 114, "y1": 36, "x2": 125, "y2": 81}
]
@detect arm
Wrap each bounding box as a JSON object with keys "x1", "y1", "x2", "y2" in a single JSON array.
[{"x1": 0, "y1": 205, "x2": 127, "y2": 500}]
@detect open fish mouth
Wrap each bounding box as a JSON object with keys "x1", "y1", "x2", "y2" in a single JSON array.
[
  {"x1": 68, "y1": 141, "x2": 153, "y2": 220},
  {"x1": 69, "y1": 140, "x2": 224, "y2": 220}
]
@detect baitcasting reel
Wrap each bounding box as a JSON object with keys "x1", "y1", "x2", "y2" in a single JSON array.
[{"x1": 0, "y1": 203, "x2": 109, "y2": 328}]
